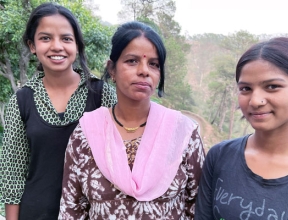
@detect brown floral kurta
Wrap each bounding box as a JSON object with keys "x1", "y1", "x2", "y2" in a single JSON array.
[{"x1": 58, "y1": 123, "x2": 205, "y2": 220}]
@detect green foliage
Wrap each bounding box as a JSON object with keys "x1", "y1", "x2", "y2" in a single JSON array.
[
  {"x1": 220, "y1": 30, "x2": 259, "y2": 58},
  {"x1": 0, "y1": 0, "x2": 31, "y2": 82},
  {"x1": 62, "y1": 1, "x2": 115, "y2": 71},
  {"x1": 163, "y1": 36, "x2": 195, "y2": 110},
  {"x1": 206, "y1": 54, "x2": 235, "y2": 128},
  {"x1": 118, "y1": 0, "x2": 176, "y2": 23},
  {"x1": 190, "y1": 31, "x2": 260, "y2": 138},
  {"x1": 0, "y1": 76, "x2": 12, "y2": 103}
]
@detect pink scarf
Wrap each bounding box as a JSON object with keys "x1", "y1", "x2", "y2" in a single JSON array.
[{"x1": 80, "y1": 102, "x2": 195, "y2": 201}]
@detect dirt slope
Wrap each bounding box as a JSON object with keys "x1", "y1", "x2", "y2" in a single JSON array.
[{"x1": 182, "y1": 110, "x2": 223, "y2": 152}]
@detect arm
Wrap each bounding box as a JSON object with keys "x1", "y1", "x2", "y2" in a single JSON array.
[
  {"x1": 5, "y1": 205, "x2": 19, "y2": 220},
  {"x1": 101, "y1": 82, "x2": 117, "y2": 107},
  {"x1": 58, "y1": 124, "x2": 89, "y2": 220},
  {"x1": 194, "y1": 144, "x2": 216, "y2": 219},
  {"x1": 184, "y1": 125, "x2": 205, "y2": 219},
  {"x1": 0, "y1": 95, "x2": 30, "y2": 218}
]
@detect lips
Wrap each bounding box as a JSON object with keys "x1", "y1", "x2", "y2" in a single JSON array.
[
  {"x1": 249, "y1": 111, "x2": 272, "y2": 119},
  {"x1": 49, "y1": 56, "x2": 66, "y2": 60},
  {"x1": 133, "y1": 82, "x2": 151, "y2": 87},
  {"x1": 250, "y1": 111, "x2": 271, "y2": 115}
]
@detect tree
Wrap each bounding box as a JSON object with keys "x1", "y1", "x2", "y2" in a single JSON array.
[
  {"x1": 118, "y1": 0, "x2": 175, "y2": 23},
  {"x1": 207, "y1": 55, "x2": 235, "y2": 133},
  {"x1": 162, "y1": 36, "x2": 195, "y2": 110},
  {"x1": 202, "y1": 31, "x2": 258, "y2": 138},
  {"x1": 220, "y1": 31, "x2": 258, "y2": 138}
]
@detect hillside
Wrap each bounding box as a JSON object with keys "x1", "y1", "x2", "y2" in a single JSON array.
[{"x1": 182, "y1": 110, "x2": 223, "y2": 152}]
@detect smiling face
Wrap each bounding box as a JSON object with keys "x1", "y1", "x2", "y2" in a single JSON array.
[
  {"x1": 29, "y1": 14, "x2": 77, "y2": 75},
  {"x1": 110, "y1": 36, "x2": 160, "y2": 103},
  {"x1": 238, "y1": 60, "x2": 288, "y2": 133}
]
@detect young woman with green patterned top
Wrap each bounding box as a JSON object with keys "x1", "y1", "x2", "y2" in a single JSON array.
[{"x1": 0, "y1": 3, "x2": 116, "y2": 220}]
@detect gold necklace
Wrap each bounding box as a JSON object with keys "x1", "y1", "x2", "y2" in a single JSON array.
[{"x1": 112, "y1": 104, "x2": 146, "y2": 133}]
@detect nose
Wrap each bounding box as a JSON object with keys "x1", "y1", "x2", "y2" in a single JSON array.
[
  {"x1": 137, "y1": 61, "x2": 149, "y2": 77},
  {"x1": 50, "y1": 38, "x2": 63, "y2": 51},
  {"x1": 249, "y1": 91, "x2": 266, "y2": 108}
]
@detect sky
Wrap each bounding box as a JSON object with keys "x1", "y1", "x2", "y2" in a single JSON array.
[{"x1": 94, "y1": 0, "x2": 288, "y2": 36}]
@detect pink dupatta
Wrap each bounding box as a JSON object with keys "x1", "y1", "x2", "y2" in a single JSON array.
[{"x1": 79, "y1": 102, "x2": 196, "y2": 201}]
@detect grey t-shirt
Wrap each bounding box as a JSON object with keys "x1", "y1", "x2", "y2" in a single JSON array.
[{"x1": 195, "y1": 135, "x2": 288, "y2": 220}]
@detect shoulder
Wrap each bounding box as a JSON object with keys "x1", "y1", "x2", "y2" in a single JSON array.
[
  {"x1": 7, "y1": 93, "x2": 18, "y2": 106},
  {"x1": 22, "y1": 72, "x2": 43, "y2": 91},
  {"x1": 206, "y1": 135, "x2": 249, "y2": 162},
  {"x1": 80, "y1": 107, "x2": 110, "y2": 128},
  {"x1": 89, "y1": 76, "x2": 102, "y2": 84},
  {"x1": 15, "y1": 86, "x2": 33, "y2": 97},
  {"x1": 181, "y1": 114, "x2": 199, "y2": 129},
  {"x1": 82, "y1": 106, "x2": 109, "y2": 117},
  {"x1": 102, "y1": 81, "x2": 116, "y2": 93},
  {"x1": 66, "y1": 124, "x2": 90, "y2": 158}
]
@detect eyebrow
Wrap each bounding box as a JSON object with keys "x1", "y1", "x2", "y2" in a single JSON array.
[
  {"x1": 238, "y1": 78, "x2": 286, "y2": 85},
  {"x1": 124, "y1": 53, "x2": 159, "y2": 60},
  {"x1": 37, "y1": 32, "x2": 74, "y2": 37}
]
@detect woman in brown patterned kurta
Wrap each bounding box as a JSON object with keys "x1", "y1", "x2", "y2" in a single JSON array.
[{"x1": 59, "y1": 21, "x2": 205, "y2": 220}]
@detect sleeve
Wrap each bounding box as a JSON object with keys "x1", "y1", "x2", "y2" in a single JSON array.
[
  {"x1": 101, "y1": 82, "x2": 117, "y2": 108},
  {"x1": 194, "y1": 144, "x2": 217, "y2": 219},
  {"x1": 58, "y1": 124, "x2": 89, "y2": 220},
  {"x1": 0, "y1": 94, "x2": 30, "y2": 204},
  {"x1": 184, "y1": 125, "x2": 205, "y2": 219}
]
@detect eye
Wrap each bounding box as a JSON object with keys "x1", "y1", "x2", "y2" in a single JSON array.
[
  {"x1": 39, "y1": 36, "x2": 50, "y2": 41},
  {"x1": 63, "y1": 37, "x2": 73, "y2": 42},
  {"x1": 125, "y1": 59, "x2": 138, "y2": 65},
  {"x1": 149, "y1": 62, "x2": 160, "y2": 69},
  {"x1": 267, "y1": 84, "x2": 280, "y2": 90},
  {"x1": 238, "y1": 86, "x2": 250, "y2": 92}
]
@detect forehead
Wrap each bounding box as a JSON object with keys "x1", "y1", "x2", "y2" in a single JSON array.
[
  {"x1": 121, "y1": 36, "x2": 158, "y2": 57},
  {"x1": 239, "y1": 60, "x2": 288, "y2": 82},
  {"x1": 36, "y1": 14, "x2": 73, "y2": 33}
]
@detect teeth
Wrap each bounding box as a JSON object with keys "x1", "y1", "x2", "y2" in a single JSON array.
[{"x1": 50, "y1": 56, "x2": 64, "y2": 60}]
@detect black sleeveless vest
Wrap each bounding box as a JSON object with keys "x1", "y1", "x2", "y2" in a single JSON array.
[{"x1": 17, "y1": 79, "x2": 103, "y2": 220}]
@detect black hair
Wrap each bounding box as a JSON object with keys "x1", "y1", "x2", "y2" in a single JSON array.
[
  {"x1": 102, "y1": 21, "x2": 166, "y2": 97},
  {"x1": 22, "y1": 2, "x2": 90, "y2": 81},
  {"x1": 236, "y1": 37, "x2": 288, "y2": 82}
]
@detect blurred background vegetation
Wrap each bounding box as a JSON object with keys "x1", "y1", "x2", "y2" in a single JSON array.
[{"x1": 0, "y1": 0, "x2": 287, "y2": 216}]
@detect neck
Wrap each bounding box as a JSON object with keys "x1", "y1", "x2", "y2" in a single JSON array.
[
  {"x1": 113, "y1": 101, "x2": 149, "y2": 130},
  {"x1": 251, "y1": 130, "x2": 288, "y2": 155},
  {"x1": 43, "y1": 68, "x2": 79, "y2": 88},
  {"x1": 115, "y1": 100, "x2": 150, "y2": 122}
]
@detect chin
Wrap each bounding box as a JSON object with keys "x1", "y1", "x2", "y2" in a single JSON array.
[
  {"x1": 252, "y1": 125, "x2": 275, "y2": 132},
  {"x1": 131, "y1": 95, "x2": 151, "y2": 101}
]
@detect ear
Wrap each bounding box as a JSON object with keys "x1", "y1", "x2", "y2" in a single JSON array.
[
  {"x1": 107, "y1": 60, "x2": 115, "y2": 78},
  {"x1": 28, "y1": 40, "x2": 36, "y2": 54}
]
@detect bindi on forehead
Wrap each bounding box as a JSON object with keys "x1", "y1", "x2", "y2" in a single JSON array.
[{"x1": 143, "y1": 54, "x2": 146, "y2": 58}]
